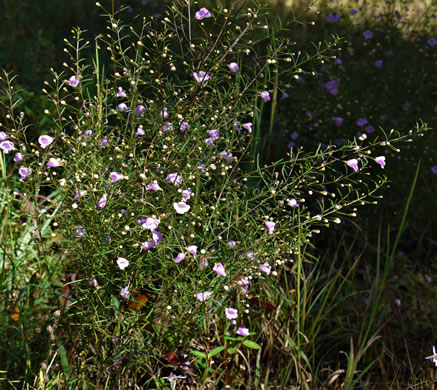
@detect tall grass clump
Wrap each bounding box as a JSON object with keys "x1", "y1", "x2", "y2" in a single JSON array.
[{"x1": 0, "y1": 1, "x2": 429, "y2": 387}]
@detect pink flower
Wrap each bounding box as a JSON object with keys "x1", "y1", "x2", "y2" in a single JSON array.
[
  {"x1": 166, "y1": 172, "x2": 182, "y2": 186},
  {"x1": 67, "y1": 75, "x2": 79, "y2": 87},
  {"x1": 241, "y1": 279, "x2": 249, "y2": 294},
  {"x1": 213, "y1": 263, "x2": 226, "y2": 276},
  {"x1": 187, "y1": 245, "x2": 198, "y2": 257},
  {"x1": 228, "y1": 62, "x2": 239, "y2": 72},
  {"x1": 110, "y1": 172, "x2": 124, "y2": 182},
  {"x1": 225, "y1": 307, "x2": 238, "y2": 320},
  {"x1": 120, "y1": 286, "x2": 130, "y2": 299},
  {"x1": 182, "y1": 188, "x2": 193, "y2": 201},
  {"x1": 346, "y1": 159, "x2": 359, "y2": 172},
  {"x1": 193, "y1": 71, "x2": 210, "y2": 83},
  {"x1": 117, "y1": 257, "x2": 129, "y2": 270},
  {"x1": 265, "y1": 221, "x2": 276, "y2": 235},
  {"x1": 135, "y1": 127, "x2": 145, "y2": 136},
  {"x1": 195, "y1": 7, "x2": 211, "y2": 20},
  {"x1": 375, "y1": 156, "x2": 386, "y2": 169},
  {"x1": 161, "y1": 107, "x2": 169, "y2": 119},
  {"x1": 260, "y1": 262, "x2": 271, "y2": 275},
  {"x1": 38, "y1": 135, "x2": 54, "y2": 149},
  {"x1": 47, "y1": 158, "x2": 61, "y2": 168},
  {"x1": 174, "y1": 253, "x2": 185, "y2": 263},
  {"x1": 97, "y1": 194, "x2": 107, "y2": 209},
  {"x1": 142, "y1": 217, "x2": 160, "y2": 231},
  {"x1": 237, "y1": 327, "x2": 250, "y2": 336},
  {"x1": 174, "y1": 202, "x2": 190, "y2": 214},
  {"x1": 288, "y1": 199, "x2": 299, "y2": 208},
  {"x1": 18, "y1": 166, "x2": 32, "y2": 180},
  {"x1": 0, "y1": 132, "x2": 7, "y2": 141},
  {"x1": 118, "y1": 103, "x2": 128, "y2": 111},
  {"x1": 260, "y1": 91, "x2": 271, "y2": 102},
  {"x1": 196, "y1": 291, "x2": 212, "y2": 301},
  {"x1": 0, "y1": 141, "x2": 15, "y2": 154}
]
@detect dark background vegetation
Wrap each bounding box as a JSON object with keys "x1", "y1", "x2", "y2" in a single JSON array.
[{"x1": 1, "y1": 0, "x2": 436, "y2": 387}]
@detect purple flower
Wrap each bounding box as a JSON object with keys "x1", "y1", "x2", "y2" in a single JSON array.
[
  {"x1": 74, "y1": 226, "x2": 86, "y2": 237},
  {"x1": 18, "y1": 166, "x2": 32, "y2": 180},
  {"x1": 227, "y1": 240, "x2": 237, "y2": 247},
  {"x1": 146, "y1": 183, "x2": 161, "y2": 191},
  {"x1": 179, "y1": 121, "x2": 189, "y2": 131},
  {"x1": 402, "y1": 102, "x2": 411, "y2": 112},
  {"x1": 356, "y1": 118, "x2": 368, "y2": 127},
  {"x1": 0, "y1": 141, "x2": 15, "y2": 154},
  {"x1": 199, "y1": 258, "x2": 209, "y2": 270},
  {"x1": 259, "y1": 91, "x2": 271, "y2": 102},
  {"x1": 47, "y1": 158, "x2": 61, "y2": 168},
  {"x1": 141, "y1": 240, "x2": 157, "y2": 251},
  {"x1": 350, "y1": 8, "x2": 358, "y2": 15},
  {"x1": 205, "y1": 138, "x2": 215, "y2": 147},
  {"x1": 346, "y1": 159, "x2": 359, "y2": 172},
  {"x1": 97, "y1": 194, "x2": 107, "y2": 209},
  {"x1": 120, "y1": 286, "x2": 130, "y2": 299},
  {"x1": 110, "y1": 172, "x2": 124, "y2": 182},
  {"x1": 100, "y1": 138, "x2": 108, "y2": 146},
  {"x1": 117, "y1": 257, "x2": 129, "y2": 270},
  {"x1": 187, "y1": 245, "x2": 198, "y2": 257},
  {"x1": 162, "y1": 123, "x2": 174, "y2": 132},
  {"x1": 332, "y1": 117, "x2": 343, "y2": 126},
  {"x1": 161, "y1": 107, "x2": 169, "y2": 120},
  {"x1": 237, "y1": 327, "x2": 249, "y2": 336},
  {"x1": 365, "y1": 125, "x2": 375, "y2": 134},
  {"x1": 375, "y1": 156, "x2": 386, "y2": 169},
  {"x1": 174, "y1": 253, "x2": 185, "y2": 263},
  {"x1": 0, "y1": 132, "x2": 7, "y2": 141},
  {"x1": 174, "y1": 201, "x2": 190, "y2": 214},
  {"x1": 363, "y1": 30, "x2": 373, "y2": 39},
  {"x1": 246, "y1": 252, "x2": 255, "y2": 259},
  {"x1": 287, "y1": 142, "x2": 295, "y2": 149},
  {"x1": 233, "y1": 122, "x2": 242, "y2": 131},
  {"x1": 166, "y1": 172, "x2": 182, "y2": 186},
  {"x1": 118, "y1": 103, "x2": 128, "y2": 112},
  {"x1": 90, "y1": 278, "x2": 98, "y2": 287},
  {"x1": 208, "y1": 129, "x2": 220, "y2": 140},
  {"x1": 326, "y1": 13, "x2": 341, "y2": 23},
  {"x1": 142, "y1": 217, "x2": 160, "y2": 231},
  {"x1": 213, "y1": 263, "x2": 226, "y2": 276},
  {"x1": 431, "y1": 166, "x2": 437, "y2": 174},
  {"x1": 67, "y1": 75, "x2": 79, "y2": 87},
  {"x1": 193, "y1": 71, "x2": 210, "y2": 83},
  {"x1": 38, "y1": 135, "x2": 54, "y2": 149},
  {"x1": 116, "y1": 87, "x2": 127, "y2": 98},
  {"x1": 135, "y1": 105, "x2": 147, "y2": 116},
  {"x1": 265, "y1": 221, "x2": 276, "y2": 235},
  {"x1": 195, "y1": 7, "x2": 211, "y2": 20},
  {"x1": 260, "y1": 262, "x2": 271, "y2": 275},
  {"x1": 242, "y1": 123, "x2": 252, "y2": 133},
  {"x1": 241, "y1": 279, "x2": 249, "y2": 294},
  {"x1": 425, "y1": 346, "x2": 437, "y2": 367},
  {"x1": 135, "y1": 127, "x2": 145, "y2": 136},
  {"x1": 225, "y1": 307, "x2": 238, "y2": 320},
  {"x1": 374, "y1": 60, "x2": 383, "y2": 68},
  {"x1": 228, "y1": 62, "x2": 239, "y2": 72},
  {"x1": 196, "y1": 291, "x2": 212, "y2": 301},
  {"x1": 181, "y1": 188, "x2": 193, "y2": 201},
  {"x1": 334, "y1": 58, "x2": 342, "y2": 65},
  {"x1": 324, "y1": 79, "x2": 340, "y2": 95},
  {"x1": 281, "y1": 92, "x2": 289, "y2": 100},
  {"x1": 14, "y1": 152, "x2": 23, "y2": 163},
  {"x1": 427, "y1": 38, "x2": 437, "y2": 47},
  {"x1": 291, "y1": 131, "x2": 299, "y2": 140},
  {"x1": 152, "y1": 230, "x2": 163, "y2": 244},
  {"x1": 220, "y1": 151, "x2": 233, "y2": 162}
]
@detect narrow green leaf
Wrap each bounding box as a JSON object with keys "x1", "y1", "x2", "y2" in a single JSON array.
[
  {"x1": 243, "y1": 340, "x2": 261, "y2": 350},
  {"x1": 208, "y1": 346, "x2": 225, "y2": 359},
  {"x1": 191, "y1": 350, "x2": 207, "y2": 359},
  {"x1": 58, "y1": 343, "x2": 70, "y2": 377}
]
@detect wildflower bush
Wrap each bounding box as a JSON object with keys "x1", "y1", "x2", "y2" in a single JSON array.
[{"x1": 0, "y1": 1, "x2": 432, "y2": 388}]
